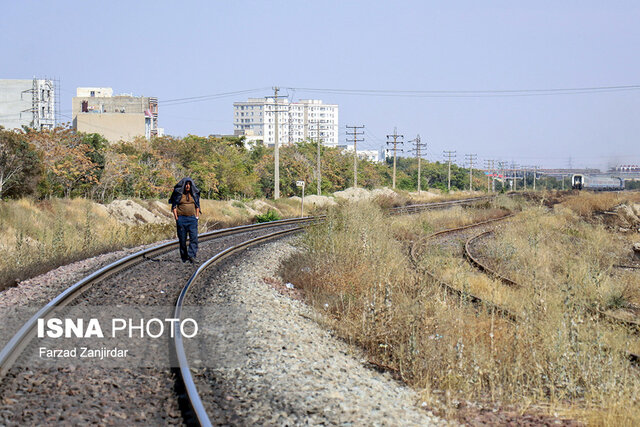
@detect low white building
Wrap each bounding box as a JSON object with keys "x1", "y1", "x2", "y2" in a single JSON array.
[
  {"x1": 233, "y1": 98, "x2": 339, "y2": 147},
  {"x1": 343, "y1": 145, "x2": 381, "y2": 163}
]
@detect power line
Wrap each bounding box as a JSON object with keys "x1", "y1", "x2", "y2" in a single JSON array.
[
  {"x1": 160, "y1": 88, "x2": 270, "y2": 106},
  {"x1": 484, "y1": 159, "x2": 496, "y2": 192},
  {"x1": 285, "y1": 84, "x2": 640, "y2": 98}
]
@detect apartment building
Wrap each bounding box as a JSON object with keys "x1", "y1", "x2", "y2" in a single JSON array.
[
  {"x1": 72, "y1": 87, "x2": 160, "y2": 142},
  {"x1": 233, "y1": 98, "x2": 339, "y2": 147}
]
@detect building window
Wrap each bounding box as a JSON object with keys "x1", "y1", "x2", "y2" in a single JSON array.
[{"x1": 90, "y1": 91, "x2": 95, "y2": 97}]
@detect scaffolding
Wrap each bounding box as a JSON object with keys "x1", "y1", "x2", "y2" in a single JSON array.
[{"x1": 20, "y1": 77, "x2": 56, "y2": 130}]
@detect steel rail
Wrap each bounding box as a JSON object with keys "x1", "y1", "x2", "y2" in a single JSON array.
[
  {"x1": 0, "y1": 217, "x2": 317, "y2": 378},
  {"x1": 173, "y1": 227, "x2": 303, "y2": 427},
  {"x1": 409, "y1": 213, "x2": 519, "y2": 321},
  {"x1": 464, "y1": 230, "x2": 520, "y2": 288},
  {"x1": 411, "y1": 213, "x2": 515, "y2": 258},
  {"x1": 389, "y1": 195, "x2": 494, "y2": 215},
  {"x1": 460, "y1": 225, "x2": 640, "y2": 364}
]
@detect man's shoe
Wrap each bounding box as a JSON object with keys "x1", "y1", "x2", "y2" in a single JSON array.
[{"x1": 188, "y1": 257, "x2": 195, "y2": 264}]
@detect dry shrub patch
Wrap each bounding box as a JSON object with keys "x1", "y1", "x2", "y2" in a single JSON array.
[
  {"x1": 281, "y1": 197, "x2": 640, "y2": 425},
  {"x1": 561, "y1": 191, "x2": 640, "y2": 218}
]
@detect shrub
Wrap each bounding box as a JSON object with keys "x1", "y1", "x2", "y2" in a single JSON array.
[{"x1": 255, "y1": 209, "x2": 281, "y2": 223}]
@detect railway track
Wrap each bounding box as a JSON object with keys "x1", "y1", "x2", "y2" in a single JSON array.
[
  {"x1": 173, "y1": 227, "x2": 303, "y2": 426},
  {"x1": 464, "y1": 230, "x2": 520, "y2": 288},
  {"x1": 0, "y1": 217, "x2": 317, "y2": 378},
  {"x1": 464, "y1": 229, "x2": 640, "y2": 335},
  {"x1": 1, "y1": 195, "x2": 496, "y2": 424},
  {"x1": 409, "y1": 212, "x2": 518, "y2": 321},
  {"x1": 0, "y1": 217, "x2": 316, "y2": 425},
  {"x1": 414, "y1": 212, "x2": 640, "y2": 367},
  {"x1": 389, "y1": 195, "x2": 495, "y2": 215}
]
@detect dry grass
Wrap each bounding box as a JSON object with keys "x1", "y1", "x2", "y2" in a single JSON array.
[
  {"x1": 561, "y1": 191, "x2": 640, "y2": 217},
  {"x1": 0, "y1": 198, "x2": 173, "y2": 291},
  {"x1": 281, "y1": 197, "x2": 640, "y2": 425},
  {"x1": 480, "y1": 206, "x2": 635, "y2": 311}
]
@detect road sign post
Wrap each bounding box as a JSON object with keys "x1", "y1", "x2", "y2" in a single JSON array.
[{"x1": 296, "y1": 181, "x2": 305, "y2": 217}]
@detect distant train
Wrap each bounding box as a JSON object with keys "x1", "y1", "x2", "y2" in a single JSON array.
[{"x1": 571, "y1": 174, "x2": 625, "y2": 191}]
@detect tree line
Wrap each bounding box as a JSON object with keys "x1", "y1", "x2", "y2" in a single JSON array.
[{"x1": 0, "y1": 126, "x2": 564, "y2": 201}]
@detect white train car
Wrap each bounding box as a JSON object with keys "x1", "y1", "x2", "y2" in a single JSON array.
[{"x1": 572, "y1": 174, "x2": 624, "y2": 191}]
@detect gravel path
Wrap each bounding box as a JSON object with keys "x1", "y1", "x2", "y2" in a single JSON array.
[{"x1": 184, "y1": 237, "x2": 449, "y2": 426}]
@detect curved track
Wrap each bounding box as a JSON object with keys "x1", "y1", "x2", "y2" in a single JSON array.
[
  {"x1": 389, "y1": 195, "x2": 495, "y2": 215},
  {"x1": 0, "y1": 217, "x2": 316, "y2": 379},
  {"x1": 464, "y1": 230, "x2": 520, "y2": 288},
  {"x1": 462, "y1": 225, "x2": 640, "y2": 365},
  {"x1": 464, "y1": 229, "x2": 640, "y2": 333},
  {"x1": 409, "y1": 213, "x2": 518, "y2": 321},
  {"x1": 0, "y1": 217, "x2": 319, "y2": 426}
]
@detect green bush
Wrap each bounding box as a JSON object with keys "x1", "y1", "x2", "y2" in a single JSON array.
[{"x1": 255, "y1": 209, "x2": 281, "y2": 223}]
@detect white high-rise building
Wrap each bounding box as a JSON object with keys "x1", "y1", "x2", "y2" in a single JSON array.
[{"x1": 233, "y1": 98, "x2": 339, "y2": 147}]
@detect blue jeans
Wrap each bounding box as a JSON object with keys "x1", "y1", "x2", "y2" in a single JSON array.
[{"x1": 176, "y1": 215, "x2": 198, "y2": 261}]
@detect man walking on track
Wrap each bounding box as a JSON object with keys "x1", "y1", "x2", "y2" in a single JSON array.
[{"x1": 169, "y1": 177, "x2": 201, "y2": 264}]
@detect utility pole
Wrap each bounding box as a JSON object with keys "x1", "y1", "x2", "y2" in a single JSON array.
[
  {"x1": 386, "y1": 127, "x2": 404, "y2": 189},
  {"x1": 522, "y1": 166, "x2": 527, "y2": 191},
  {"x1": 511, "y1": 162, "x2": 518, "y2": 191},
  {"x1": 408, "y1": 134, "x2": 427, "y2": 193},
  {"x1": 533, "y1": 165, "x2": 537, "y2": 191},
  {"x1": 484, "y1": 159, "x2": 494, "y2": 192},
  {"x1": 315, "y1": 120, "x2": 322, "y2": 196},
  {"x1": 346, "y1": 125, "x2": 365, "y2": 188},
  {"x1": 273, "y1": 87, "x2": 280, "y2": 199},
  {"x1": 498, "y1": 161, "x2": 507, "y2": 192},
  {"x1": 465, "y1": 154, "x2": 477, "y2": 191},
  {"x1": 270, "y1": 86, "x2": 289, "y2": 199},
  {"x1": 491, "y1": 160, "x2": 496, "y2": 192},
  {"x1": 443, "y1": 150, "x2": 456, "y2": 191},
  {"x1": 288, "y1": 103, "x2": 293, "y2": 145}
]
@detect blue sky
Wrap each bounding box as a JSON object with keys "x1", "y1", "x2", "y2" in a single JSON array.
[{"x1": 3, "y1": 1, "x2": 640, "y2": 169}]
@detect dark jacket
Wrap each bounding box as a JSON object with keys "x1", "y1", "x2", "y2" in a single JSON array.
[{"x1": 169, "y1": 177, "x2": 201, "y2": 212}]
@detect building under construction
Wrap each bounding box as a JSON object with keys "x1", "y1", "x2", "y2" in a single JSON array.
[
  {"x1": 72, "y1": 87, "x2": 160, "y2": 142},
  {"x1": 0, "y1": 78, "x2": 57, "y2": 131}
]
